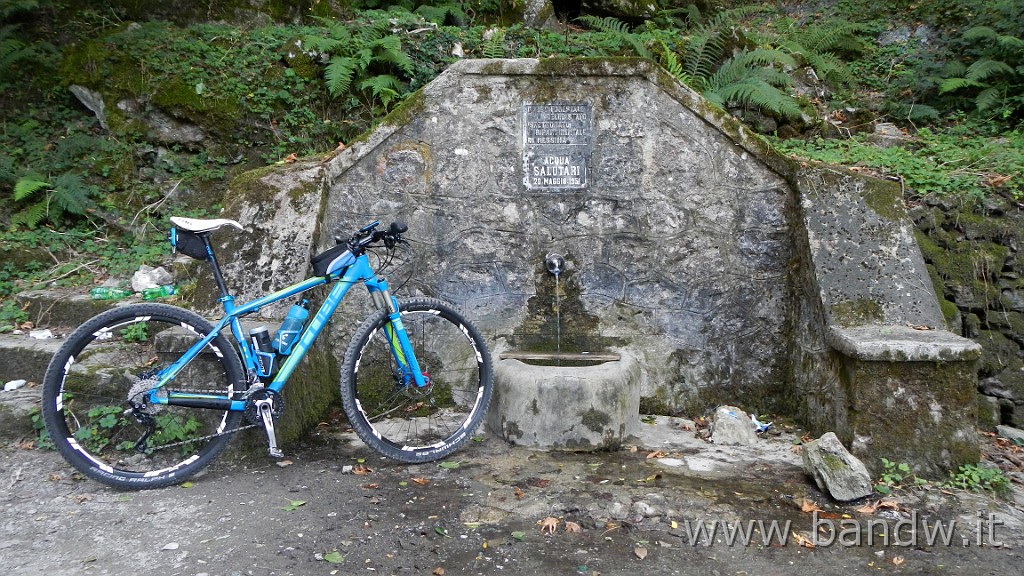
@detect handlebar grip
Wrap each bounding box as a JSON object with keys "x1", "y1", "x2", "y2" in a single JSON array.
[{"x1": 389, "y1": 221, "x2": 407, "y2": 235}]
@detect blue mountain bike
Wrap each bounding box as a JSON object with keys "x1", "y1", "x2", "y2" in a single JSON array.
[{"x1": 41, "y1": 217, "x2": 493, "y2": 489}]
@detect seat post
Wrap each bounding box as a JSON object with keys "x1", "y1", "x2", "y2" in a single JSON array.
[{"x1": 200, "y1": 234, "x2": 232, "y2": 299}]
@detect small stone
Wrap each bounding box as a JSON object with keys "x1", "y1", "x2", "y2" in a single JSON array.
[
  {"x1": 161, "y1": 542, "x2": 179, "y2": 551},
  {"x1": 710, "y1": 405, "x2": 759, "y2": 446},
  {"x1": 995, "y1": 425, "x2": 1024, "y2": 443},
  {"x1": 801, "y1": 432, "x2": 873, "y2": 501}
]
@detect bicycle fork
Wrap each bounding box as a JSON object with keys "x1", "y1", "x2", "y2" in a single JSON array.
[{"x1": 372, "y1": 290, "x2": 429, "y2": 389}]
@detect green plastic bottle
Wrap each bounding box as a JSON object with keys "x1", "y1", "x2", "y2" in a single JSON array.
[
  {"x1": 90, "y1": 286, "x2": 132, "y2": 300},
  {"x1": 141, "y1": 285, "x2": 176, "y2": 300}
]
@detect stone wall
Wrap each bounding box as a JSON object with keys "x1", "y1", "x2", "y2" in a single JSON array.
[
  {"x1": 213, "y1": 58, "x2": 980, "y2": 474},
  {"x1": 912, "y1": 196, "x2": 1024, "y2": 429}
]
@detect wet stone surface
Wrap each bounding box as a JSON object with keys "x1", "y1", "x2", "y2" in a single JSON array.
[{"x1": 2, "y1": 417, "x2": 1023, "y2": 575}]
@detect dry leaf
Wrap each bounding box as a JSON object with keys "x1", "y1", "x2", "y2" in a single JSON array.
[
  {"x1": 276, "y1": 460, "x2": 293, "y2": 468},
  {"x1": 892, "y1": 556, "x2": 905, "y2": 566},
  {"x1": 76, "y1": 494, "x2": 93, "y2": 503},
  {"x1": 790, "y1": 444, "x2": 803, "y2": 455},
  {"x1": 411, "y1": 477, "x2": 430, "y2": 486},
  {"x1": 878, "y1": 500, "x2": 900, "y2": 511},
  {"x1": 634, "y1": 546, "x2": 648, "y2": 560},
  {"x1": 363, "y1": 483, "x2": 380, "y2": 489},
  {"x1": 800, "y1": 499, "x2": 822, "y2": 513},
  {"x1": 433, "y1": 567, "x2": 445, "y2": 575},
  {"x1": 564, "y1": 521, "x2": 582, "y2": 533},
  {"x1": 48, "y1": 473, "x2": 63, "y2": 482},
  {"x1": 283, "y1": 152, "x2": 298, "y2": 163},
  {"x1": 909, "y1": 324, "x2": 932, "y2": 331},
  {"x1": 646, "y1": 450, "x2": 666, "y2": 459},
  {"x1": 513, "y1": 486, "x2": 525, "y2": 500},
  {"x1": 353, "y1": 464, "x2": 372, "y2": 475},
  {"x1": 856, "y1": 502, "x2": 879, "y2": 514},
  {"x1": 539, "y1": 517, "x2": 559, "y2": 534},
  {"x1": 791, "y1": 531, "x2": 816, "y2": 548}
]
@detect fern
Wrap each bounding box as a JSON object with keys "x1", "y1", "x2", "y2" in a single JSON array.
[
  {"x1": 481, "y1": 30, "x2": 505, "y2": 59},
  {"x1": 9, "y1": 173, "x2": 96, "y2": 229},
  {"x1": 305, "y1": 11, "x2": 418, "y2": 107},
  {"x1": 414, "y1": 3, "x2": 466, "y2": 26}
]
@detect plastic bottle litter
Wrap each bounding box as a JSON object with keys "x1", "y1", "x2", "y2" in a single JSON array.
[
  {"x1": 751, "y1": 414, "x2": 773, "y2": 433},
  {"x1": 141, "y1": 284, "x2": 176, "y2": 300},
  {"x1": 90, "y1": 286, "x2": 132, "y2": 300},
  {"x1": 4, "y1": 379, "x2": 27, "y2": 391}
]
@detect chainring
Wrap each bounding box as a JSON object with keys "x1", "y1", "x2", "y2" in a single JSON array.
[{"x1": 244, "y1": 388, "x2": 284, "y2": 424}]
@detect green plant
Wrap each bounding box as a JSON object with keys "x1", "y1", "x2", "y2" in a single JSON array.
[
  {"x1": 875, "y1": 458, "x2": 929, "y2": 494},
  {"x1": 937, "y1": 26, "x2": 1024, "y2": 121},
  {"x1": 11, "y1": 173, "x2": 98, "y2": 229},
  {"x1": 29, "y1": 408, "x2": 53, "y2": 450},
  {"x1": 120, "y1": 322, "x2": 149, "y2": 343},
  {"x1": 304, "y1": 10, "x2": 418, "y2": 111},
  {"x1": 946, "y1": 463, "x2": 1011, "y2": 494}
]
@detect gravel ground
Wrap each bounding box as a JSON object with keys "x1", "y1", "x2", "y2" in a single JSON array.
[{"x1": 2, "y1": 417, "x2": 1023, "y2": 576}]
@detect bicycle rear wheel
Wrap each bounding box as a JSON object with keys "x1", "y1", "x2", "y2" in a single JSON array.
[
  {"x1": 41, "y1": 303, "x2": 245, "y2": 489},
  {"x1": 341, "y1": 298, "x2": 493, "y2": 463}
]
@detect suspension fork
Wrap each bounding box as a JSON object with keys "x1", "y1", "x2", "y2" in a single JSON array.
[{"x1": 371, "y1": 288, "x2": 428, "y2": 388}]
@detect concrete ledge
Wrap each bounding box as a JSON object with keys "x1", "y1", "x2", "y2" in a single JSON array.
[{"x1": 827, "y1": 325, "x2": 982, "y2": 362}]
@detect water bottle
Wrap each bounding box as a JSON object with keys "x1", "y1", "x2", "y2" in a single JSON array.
[
  {"x1": 141, "y1": 285, "x2": 176, "y2": 300},
  {"x1": 249, "y1": 326, "x2": 277, "y2": 380},
  {"x1": 273, "y1": 299, "x2": 309, "y2": 355},
  {"x1": 90, "y1": 286, "x2": 132, "y2": 300}
]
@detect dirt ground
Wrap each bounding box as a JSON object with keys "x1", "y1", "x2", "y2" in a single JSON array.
[{"x1": 2, "y1": 417, "x2": 1023, "y2": 576}]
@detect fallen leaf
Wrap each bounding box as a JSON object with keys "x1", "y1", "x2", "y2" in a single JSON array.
[
  {"x1": 438, "y1": 461, "x2": 461, "y2": 469},
  {"x1": 282, "y1": 152, "x2": 298, "y2": 163},
  {"x1": 17, "y1": 439, "x2": 34, "y2": 450},
  {"x1": 790, "y1": 444, "x2": 803, "y2": 455},
  {"x1": 363, "y1": 483, "x2": 379, "y2": 489},
  {"x1": 564, "y1": 521, "x2": 582, "y2": 533},
  {"x1": 539, "y1": 517, "x2": 559, "y2": 534},
  {"x1": 892, "y1": 556, "x2": 905, "y2": 566},
  {"x1": 434, "y1": 526, "x2": 450, "y2": 538},
  {"x1": 909, "y1": 324, "x2": 932, "y2": 331},
  {"x1": 411, "y1": 477, "x2": 430, "y2": 486},
  {"x1": 48, "y1": 473, "x2": 62, "y2": 481},
  {"x1": 323, "y1": 550, "x2": 344, "y2": 563},
  {"x1": 791, "y1": 531, "x2": 816, "y2": 548},
  {"x1": 513, "y1": 486, "x2": 525, "y2": 499},
  {"x1": 76, "y1": 494, "x2": 92, "y2": 503},
  {"x1": 856, "y1": 502, "x2": 879, "y2": 514},
  {"x1": 634, "y1": 546, "x2": 648, "y2": 560},
  {"x1": 282, "y1": 500, "x2": 307, "y2": 511},
  {"x1": 276, "y1": 460, "x2": 293, "y2": 468},
  {"x1": 646, "y1": 450, "x2": 666, "y2": 459},
  {"x1": 525, "y1": 477, "x2": 551, "y2": 488},
  {"x1": 511, "y1": 531, "x2": 526, "y2": 541},
  {"x1": 433, "y1": 568, "x2": 445, "y2": 576},
  {"x1": 353, "y1": 465, "x2": 372, "y2": 475},
  {"x1": 800, "y1": 499, "x2": 822, "y2": 513}
]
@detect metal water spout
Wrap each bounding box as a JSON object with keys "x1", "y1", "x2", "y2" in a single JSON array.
[
  {"x1": 544, "y1": 253, "x2": 565, "y2": 277},
  {"x1": 544, "y1": 253, "x2": 565, "y2": 358}
]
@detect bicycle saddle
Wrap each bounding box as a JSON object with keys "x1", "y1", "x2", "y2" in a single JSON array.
[{"x1": 169, "y1": 216, "x2": 245, "y2": 233}]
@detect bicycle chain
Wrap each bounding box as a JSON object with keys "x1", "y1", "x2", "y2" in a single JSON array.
[{"x1": 133, "y1": 385, "x2": 266, "y2": 453}]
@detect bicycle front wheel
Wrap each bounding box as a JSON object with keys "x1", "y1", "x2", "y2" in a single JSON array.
[
  {"x1": 41, "y1": 303, "x2": 246, "y2": 489},
  {"x1": 341, "y1": 298, "x2": 493, "y2": 463}
]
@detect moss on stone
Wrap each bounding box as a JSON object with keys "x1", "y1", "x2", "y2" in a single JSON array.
[
  {"x1": 862, "y1": 179, "x2": 905, "y2": 222},
  {"x1": 580, "y1": 408, "x2": 612, "y2": 433},
  {"x1": 832, "y1": 299, "x2": 884, "y2": 327}
]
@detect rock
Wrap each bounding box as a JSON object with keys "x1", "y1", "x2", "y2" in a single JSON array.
[
  {"x1": 0, "y1": 385, "x2": 39, "y2": 440},
  {"x1": 132, "y1": 265, "x2": 174, "y2": 292},
  {"x1": 710, "y1": 405, "x2": 758, "y2": 446},
  {"x1": 995, "y1": 425, "x2": 1024, "y2": 443},
  {"x1": 867, "y1": 122, "x2": 909, "y2": 148},
  {"x1": 69, "y1": 85, "x2": 108, "y2": 130},
  {"x1": 802, "y1": 432, "x2": 874, "y2": 501}
]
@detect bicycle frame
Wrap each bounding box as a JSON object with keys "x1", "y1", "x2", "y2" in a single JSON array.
[{"x1": 148, "y1": 252, "x2": 427, "y2": 411}]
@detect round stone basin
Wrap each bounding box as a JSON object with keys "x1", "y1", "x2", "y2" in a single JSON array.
[{"x1": 486, "y1": 350, "x2": 641, "y2": 451}]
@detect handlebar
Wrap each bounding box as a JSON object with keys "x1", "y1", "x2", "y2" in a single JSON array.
[{"x1": 339, "y1": 220, "x2": 407, "y2": 253}]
